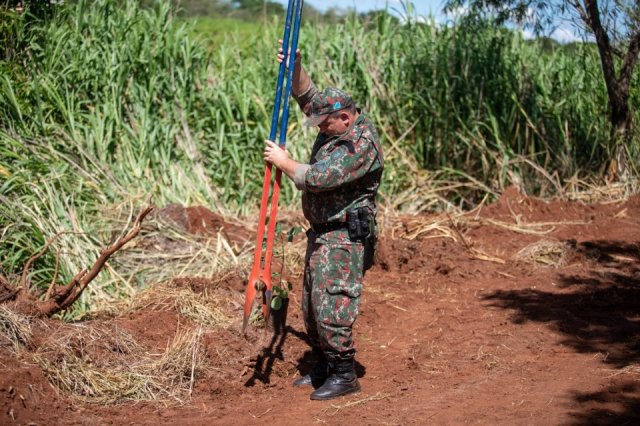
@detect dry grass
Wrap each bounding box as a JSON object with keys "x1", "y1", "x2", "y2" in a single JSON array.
[
  {"x1": 387, "y1": 209, "x2": 587, "y2": 243},
  {"x1": 394, "y1": 214, "x2": 459, "y2": 241},
  {"x1": 382, "y1": 207, "x2": 597, "y2": 269},
  {"x1": 478, "y1": 218, "x2": 559, "y2": 235},
  {"x1": 127, "y1": 284, "x2": 233, "y2": 328},
  {"x1": 564, "y1": 178, "x2": 639, "y2": 204},
  {"x1": 468, "y1": 247, "x2": 507, "y2": 264},
  {"x1": 320, "y1": 392, "x2": 393, "y2": 416},
  {"x1": 515, "y1": 240, "x2": 573, "y2": 268},
  {"x1": 384, "y1": 212, "x2": 509, "y2": 264},
  {"x1": 33, "y1": 324, "x2": 205, "y2": 404},
  {"x1": 113, "y1": 221, "x2": 250, "y2": 288},
  {"x1": 473, "y1": 345, "x2": 501, "y2": 370},
  {"x1": 604, "y1": 364, "x2": 640, "y2": 378},
  {"x1": 383, "y1": 179, "x2": 633, "y2": 248},
  {"x1": 0, "y1": 305, "x2": 32, "y2": 351},
  {"x1": 407, "y1": 340, "x2": 447, "y2": 375}
]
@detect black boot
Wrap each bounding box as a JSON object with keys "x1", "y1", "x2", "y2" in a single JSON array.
[
  {"x1": 310, "y1": 357, "x2": 360, "y2": 400},
  {"x1": 293, "y1": 348, "x2": 328, "y2": 388}
]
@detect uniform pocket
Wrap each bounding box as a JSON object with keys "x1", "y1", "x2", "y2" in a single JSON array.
[
  {"x1": 326, "y1": 279, "x2": 362, "y2": 298},
  {"x1": 320, "y1": 279, "x2": 361, "y2": 330}
]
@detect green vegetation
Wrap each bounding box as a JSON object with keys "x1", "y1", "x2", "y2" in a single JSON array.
[
  {"x1": 171, "y1": 0, "x2": 347, "y2": 24},
  {"x1": 190, "y1": 16, "x2": 263, "y2": 47},
  {"x1": 1, "y1": 0, "x2": 638, "y2": 317}
]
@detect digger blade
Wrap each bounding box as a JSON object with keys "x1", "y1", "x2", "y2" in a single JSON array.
[
  {"x1": 242, "y1": 314, "x2": 250, "y2": 335},
  {"x1": 242, "y1": 277, "x2": 258, "y2": 335}
]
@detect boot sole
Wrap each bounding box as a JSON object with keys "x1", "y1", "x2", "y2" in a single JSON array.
[{"x1": 309, "y1": 383, "x2": 361, "y2": 401}]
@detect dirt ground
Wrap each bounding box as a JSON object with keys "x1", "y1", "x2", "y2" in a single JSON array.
[{"x1": 2, "y1": 188, "x2": 639, "y2": 425}]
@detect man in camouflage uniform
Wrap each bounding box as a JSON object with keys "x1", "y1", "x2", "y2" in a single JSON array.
[{"x1": 264, "y1": 43, "x2": 383, "y2": 400}]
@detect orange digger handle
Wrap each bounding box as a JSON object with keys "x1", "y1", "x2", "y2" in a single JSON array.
[
  {"x1": 242, "y1": 162, "x2": 273, "y2": 329},
  {"x1": 242, "y1": 0, "x2": 303, "y2": 334},
  {"x1": 242, "y1": 162, "x2": 284, "y2": 333}
]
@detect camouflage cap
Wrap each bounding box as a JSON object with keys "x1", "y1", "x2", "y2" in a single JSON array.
[{"x1": 308, "y1": 87, "x2": 354, "y2": 117}]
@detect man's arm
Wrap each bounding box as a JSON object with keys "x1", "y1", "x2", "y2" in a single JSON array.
[
  {"x1": 277, "y1": 40, "x2": 312, "y2": 98},
  {"x1": 263, "y1": 140, "x2": 310, "y2": 190}
]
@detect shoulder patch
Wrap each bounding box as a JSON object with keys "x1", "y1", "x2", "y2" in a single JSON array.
[{"x1": 314, "y1": 159, "x2": 329, "y2": 173}]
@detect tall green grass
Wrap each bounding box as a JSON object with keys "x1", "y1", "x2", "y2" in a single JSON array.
[
  {"x1": 296, "y1": 15, "x2": 627, "y2": 200},
  {"x1": 1, "y1": 0, "x2": 638, "y2": 315},
  {"x1": 0, "y1": 0, "x2": 232, "y2": 315}
]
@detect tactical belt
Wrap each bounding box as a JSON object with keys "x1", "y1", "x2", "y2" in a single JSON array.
[{"x1": 310, "y1": 221, "x2": 348, "y2": 234}]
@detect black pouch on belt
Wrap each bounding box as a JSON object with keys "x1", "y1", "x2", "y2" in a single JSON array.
[{"x1": 347, "y1": 207, "x2": 376, "y2": 271}]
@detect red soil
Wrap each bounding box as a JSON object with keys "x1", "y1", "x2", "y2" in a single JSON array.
[
  {"x1": 156, "y1": 203, "x2": 252, "y2": 243},
  {"x1": 2, "y1": 189, "x2": 640, "y2": 425}
]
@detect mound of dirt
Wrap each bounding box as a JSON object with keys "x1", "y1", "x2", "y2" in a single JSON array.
[
  {"x1": 156, "y1": 204, "x2": 251, "y2": 243},
  {"x1": 482, "y1": 185, "x2": 610, "y2": 222}
]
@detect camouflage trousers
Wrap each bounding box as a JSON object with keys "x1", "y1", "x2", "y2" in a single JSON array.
[{"x1": 302, "y1": 230, "x2": 364, "y2": 357}]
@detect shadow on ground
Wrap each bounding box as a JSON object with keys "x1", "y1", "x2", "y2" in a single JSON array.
[
  {"x1": 483, "y1": 240, "x2": 640, "y2": 367},
  {"x1": 243, "y1": 322, "x2": 367, "y2": 388},
  {"x1": 244, "y1": 305, "x2": 293, "y2": 387},
  {"x1": 567, "y1": 381, "x2": 640, "y2": 425},
  {"x1": 484, "y1": 240, "x2": 640, "y2": 422}
]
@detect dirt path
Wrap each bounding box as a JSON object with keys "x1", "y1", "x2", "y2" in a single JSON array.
[{"x1": 2, "y1": 190, "x2": 639, "y2": 425}]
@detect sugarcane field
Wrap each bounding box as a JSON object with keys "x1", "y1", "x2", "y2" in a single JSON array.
[{"x1": 1, "y1": 0, "x2": 640, "y2": 424}]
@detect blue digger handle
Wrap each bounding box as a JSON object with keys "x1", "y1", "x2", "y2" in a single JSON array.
[
  {"x1": 278, "y1": 0, "x2": 304, "y2": 148},
  {"x1": 268, "y1": 0, "x2": 296, "y2": 143}
]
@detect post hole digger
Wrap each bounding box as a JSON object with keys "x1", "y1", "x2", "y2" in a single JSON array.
[{"x1": 242, "y1": 0, "x2": 304, "y2": 334}]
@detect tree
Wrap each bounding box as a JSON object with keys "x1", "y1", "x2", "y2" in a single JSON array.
[{"x1": 445, "y1": 0, "x2": 640, "y2": 179}]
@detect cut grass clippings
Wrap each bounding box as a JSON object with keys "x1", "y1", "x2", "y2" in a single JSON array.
[
  {"x1": 33, "y1": 325, "x2": 205, "y2": 404},
  {"x1": 130, "y1": 282, "x2": 233, "y2": 328},
  {"x1": 515, "y1": 240, "x2": 573, "y2": 268},
  {"x1": 321, "y1": 392, "x2": 393, "y2": 416},
  {"x1": 0, "y1": 305, "x2": 32, "y2": 351}
]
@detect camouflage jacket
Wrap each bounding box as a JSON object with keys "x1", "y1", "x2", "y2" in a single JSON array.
[{"x1": 294, "y1": 83, "x2": 384, "y2": 244}]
